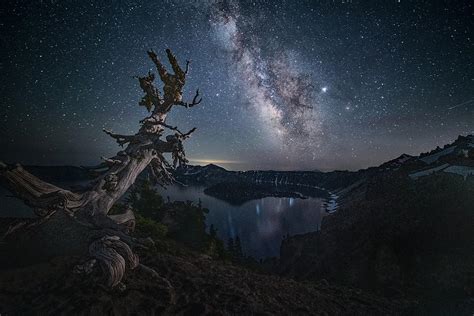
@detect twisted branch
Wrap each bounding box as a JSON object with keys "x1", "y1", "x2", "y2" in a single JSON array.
[
  {"x1": 0, "y1": 49, "x2": 202, "y2": 288},
  {"x1": 147, "y1": 120, "x2": 197, "y2": 140},
  {"x1": 137, "y1": 71, "x2": 162, "y2": 112},
  {"x1": 103, "y1": 129, "x2": 137, "y2": 147},
  {"x1": 175, "y1": 89, "x2": 202, "y2": 108},
  {"x1": 88, "y1": 235, "x2": 139, "y2": 287}
]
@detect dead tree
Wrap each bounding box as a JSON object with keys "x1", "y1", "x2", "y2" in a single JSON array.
[{"x1": 0, "y1": 49, "x2": 202, "y2": 287}]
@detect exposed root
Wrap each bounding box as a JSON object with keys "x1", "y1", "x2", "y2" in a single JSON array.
[
  {"x1": 89, "y1": 235, "x2": 139, "y2": 287},
  {"x1": 73, "y1": 258, "x2": 97, "y2": 275}
]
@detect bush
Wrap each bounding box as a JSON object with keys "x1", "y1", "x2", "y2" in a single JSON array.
[
  {"x1": 127, "y1": 180, "x2": 229, "y2": 259},
  {"x1": 134, "y1": 214, "x2": 168, "y2": 240},
  {"x1": 128, "y1": 180, "x2": 164, "y2": 219}
]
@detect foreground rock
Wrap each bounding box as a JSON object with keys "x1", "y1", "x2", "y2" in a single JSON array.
[{"x1": 0, "y1": 247, "x2": 407, "y2": 315}]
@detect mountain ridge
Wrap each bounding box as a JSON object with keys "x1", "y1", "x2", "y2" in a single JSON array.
[
  {"x1": 275, "y1": 134, "x2": 474, "y2": 314},
  {"x1": 15, "y1": 134, "x2": 473, "y2": 188}
]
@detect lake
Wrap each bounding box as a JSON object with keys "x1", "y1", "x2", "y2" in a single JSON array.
[
  {"x1": 0, "y1": 182, "x2": 326, "y2": 259},
  {"x1": 156, "y1": 184, "x2": 325, "y2": 259}
]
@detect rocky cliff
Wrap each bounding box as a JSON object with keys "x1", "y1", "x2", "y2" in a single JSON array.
[{"x1": 278, "y1": 135, "x2": 474, "y2": 313}]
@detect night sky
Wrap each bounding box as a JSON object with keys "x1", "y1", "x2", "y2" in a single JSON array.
[{"x1": 1, "y1": 0, "x2": 472, "y2": 171}]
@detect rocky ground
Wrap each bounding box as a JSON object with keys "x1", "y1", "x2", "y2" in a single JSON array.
[{"x1": 0, "y1": 245, "x2": 408, "y2": 315}]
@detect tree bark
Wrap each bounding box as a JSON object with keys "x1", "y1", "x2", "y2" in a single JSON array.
[{"x1": 0, "y1": 49, "x2": 201, "y2": 287}]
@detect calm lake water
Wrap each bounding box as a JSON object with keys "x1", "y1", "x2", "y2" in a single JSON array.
[
  {"x1": 157, "y1": 184, "x2": 325, "y2": 259},
  {"x1": 0, "y1": 183, "x2": 325, "y2": 259}
]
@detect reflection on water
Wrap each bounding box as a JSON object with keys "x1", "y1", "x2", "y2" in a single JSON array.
[
  {"x1": 0, "y1": 183, "x2": 325, "y2": 259},
  {"x1": 157, "y1": 184, "x2": 325, "y2": 259}
]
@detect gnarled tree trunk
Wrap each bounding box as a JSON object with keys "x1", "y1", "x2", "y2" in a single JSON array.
[{"x1": 0, "y1": 49, "x2": 202, "y2": 287}]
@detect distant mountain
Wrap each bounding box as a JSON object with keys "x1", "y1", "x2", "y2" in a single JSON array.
[
  {"x1": 176, "y1": 135, "x2": 473, "y2": 210},
  {"x1": 408, "y1": 135, "x2": 474, "y2": 179},
  {"x1": 17, "y1": 134, "x2": 474, "y2": 184},
  {"x1": 203, "y1": 182, "x2": 327, "y2": 205},
  {"x1": 378, "y1": 153, "x2": 415, "y2": 170},
  {"x1": 175, "y1": 164, "x2": 231, "y2": 185},
  {"x1": 176, "y1": 164, "x2": 365, "y2": 191},
  {"x1": 16, "y1": 135, "x2": 474, "y2": 209}
]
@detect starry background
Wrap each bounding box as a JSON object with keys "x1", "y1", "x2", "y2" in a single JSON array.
[{"x1": 0, "y1": 0, "x2": 472, "y2": 171}]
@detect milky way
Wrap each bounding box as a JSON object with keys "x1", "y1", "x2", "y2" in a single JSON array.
[
  {"x1": 0, "y1": 1, "x2": 472, "y2": 171},
  {"x1": 210, "y1": 0, "x2": 324, "y2": 157}
]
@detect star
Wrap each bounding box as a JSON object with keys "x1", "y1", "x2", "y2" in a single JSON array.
[{"x1": 0, "y1": 1, "x2": 471, "y2": 171}]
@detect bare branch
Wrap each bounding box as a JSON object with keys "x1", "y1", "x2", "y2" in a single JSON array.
[
  {"x1": 181, "y1": 127, "x2": 197, "y2": 139},
  {"x1": 175, "y1": 89, "x2": 202, "y2": 108},
  {"x1": 147, "y1": 120, "x2": 196, "y2": 139},
  {"x1": 184, "y1": 60, "x2": 190, "y2": 74},
  {"x1": 147, "y1": 49, "x2": 168, "y2": 82},
  {"x1": 148, "y1": 156, "x2": 175, "y2": 187},
  {"x1": 101, "y1": 156, "x2": 123, "y2": 166},
  {"x1": 166, "y1": 48, "x2": 185, "y2": 80},
  {"x1": 147, "y1": 48, "x2": 191, "y2": 113},
  {"x1": 0, "y1": 163, "x2": 85, "y2": 213},
  {"x1": 152, "y1": 121, "x2": 180, "y2": 132},
  {"x1": 137, "y1": 71, "x2": 162, "y2": 112},
  {"x1": 103, "y1": 129, "x2": 136, "y2": 147}
]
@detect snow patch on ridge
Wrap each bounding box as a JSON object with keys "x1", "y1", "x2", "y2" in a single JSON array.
[
  {"x1": 409, "y1": 163, "x2": 450, "y2": 179},
  {"x1": 420, "y1": 146, "x2": 456, "y2": 164},
  {"x1": 443, "y1": 165, "x2": 474, "y2": 180}
]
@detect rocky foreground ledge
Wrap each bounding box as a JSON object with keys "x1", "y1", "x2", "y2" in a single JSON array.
[{"x1": 0, "y1": 245, "x2": 409, "y2": 315}]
